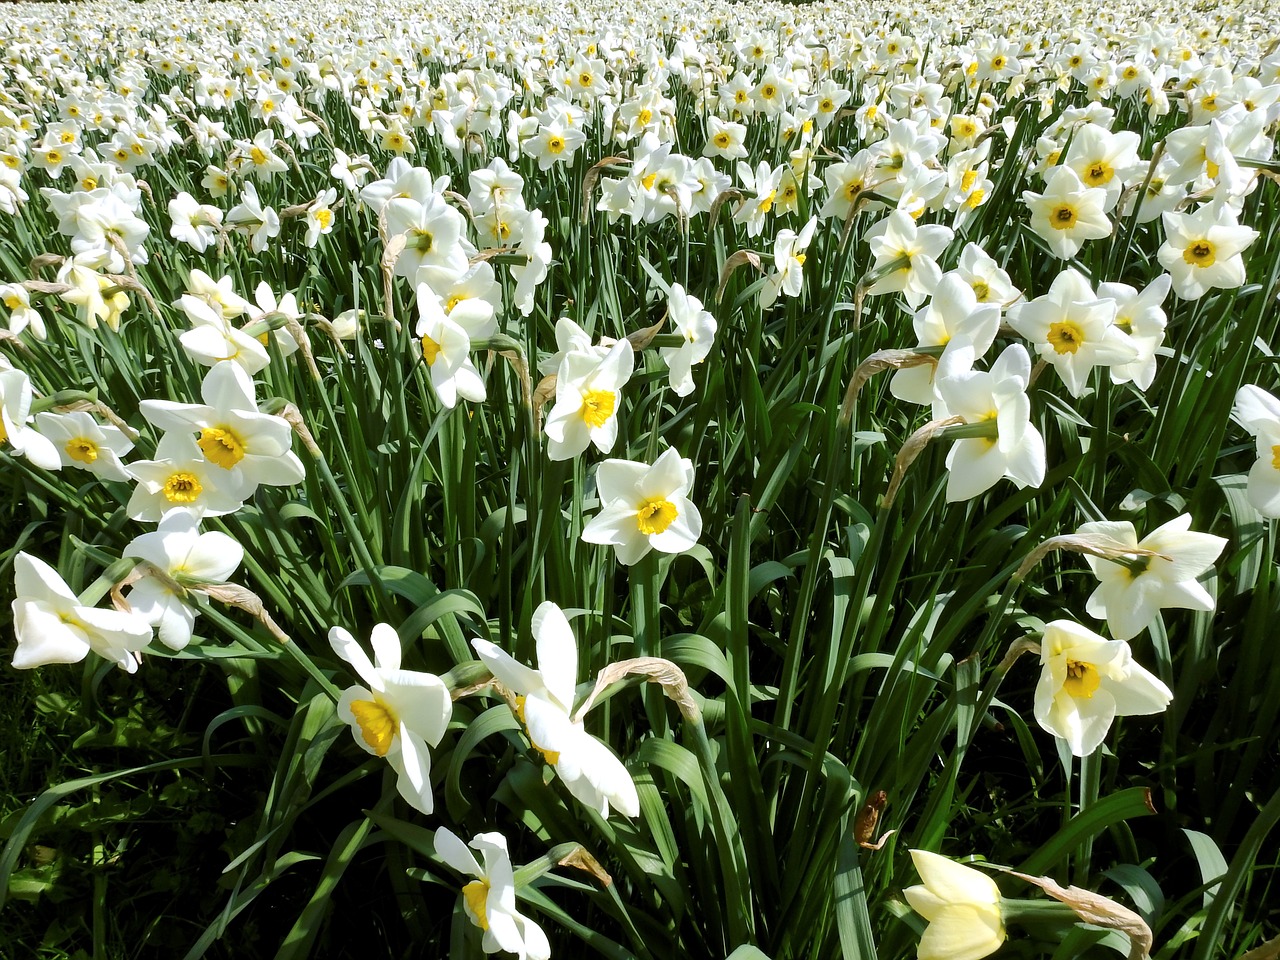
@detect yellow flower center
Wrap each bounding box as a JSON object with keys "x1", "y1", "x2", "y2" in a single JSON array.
[
  {"x1": 47, "y1": 149, "x2": 63, "y2": 164},
  {"x1": 1050, "y1": 204, "x2": 1078, "y2": 230},
  {"x1": 1083, "y1": 161, "x2": 1113, "y2": 186},
  {"x1": 713, "y1": 132, "x2": 731, "y2": 149},
  {"x1": 1271, "y1": 445, "x2": 1280, "y2": 471},
  {"x1": 250, "y1": 146, "x2": 268, "y2": 165},
  {"x1": 642, "y1": 172, "x2": 658, "y2": 190},
  {"x1": 65, "y1": 437, "x2": 99, "y2": 464},
  {"x1": 198, "y1": 426, "x2": 246, "y2": 468},
  {"x1": 1064, "y1": 659, "x2": 1102, "y2": 699},
  {"x1": 315, "y1": 208, "x2": 333, "y2": 229},
  {"x1": 547, "y1": 135, "x2": 565, "y2": 154},
  {"x1": 422, "y1": 334, "x2": 442, "y2": 365},
  {"x1": 1183, "y1": 240, "x2": 1215, "y2": 267},
  {"x1": 162, "y1": 472, "x2": 203, "y2": 503},
  {"x1": 961, "y1": 169, "x2": 978, "y2": 193},
  {"x1": 761, "y1": 84, "x2": 776, "y2": 99},
  {"x1": 0, "y1": 419, "x2": 7, "y2": 444},
  {"x1": 971, "y1": 280, "x2": 990, "y2": 301},
  {"x1": 636, "y1": 497, "x2": 677, "y2": 535},
  {"x1": 991, "y1": 55, "x2": 1007, "y2": 70},
  {"x1": 580, "y1": 389, "x2": 615, "y2": 428},
  {"x1": 638, "y1": 108, "x2": 652, "y2": 124},
  {"x1": 462, "y1": 880, "x2": 491, "y2": 931},
  {"x1": 759, "y1": 191, "x2": 776, "y2": 214},
  {"x1": 1047, "y1": 321, "x2": 1085, "y2": 354},
  {"x1": 3, "y1": 294, "x2": 22, "y2": 309},
  {"x1": 349, "y1": 697, "x2": 398, "y2": 756}
]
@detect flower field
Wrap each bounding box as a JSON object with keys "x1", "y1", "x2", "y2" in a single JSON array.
[{"x1": 2, "y1": 0, "x2": 1280, "y2": 956}]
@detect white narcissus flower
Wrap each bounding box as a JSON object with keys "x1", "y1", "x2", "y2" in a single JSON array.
[
  {"x1": 176, "y1": 295, "x2": 271, "y2": 374},
  {"x1": 1, "y1": 369, "x2": 61, "y2": 470},
  {"x1": 760, "y1": 216, "x2": 817, "y2": 310},
  {"x1": 139, "y1": 362, "x2": 305, "y2": 498},
  {"x1": 126, "y1": 431, "x2": 248, "y2": 522},
  {"x1": 330, "y1": 623, "x2": 452, "y2": 815},
  {"x1": 434, "y1": 827, "x2": 551, "y2": 960},
  {"x1": 1006, "y1": 268, "x2": 1136, "y2": 399},
  {"x1": 247, "y1": 282, "x2": 301, "y2": 359},
  {"x1": 385, "y1": 193, "x2": 471, "y2": 285},
  {"x1": 415, "y1": 281, "x2": 490, "y2": 408},
  {"x1": 11, "y1": 552, "x2": 153, "y2": 673},
  {"x1": 934, "y1": 344, "x2": 1046, "y2": 502},
  {"x1": 1, "y1": 283, "x2": 46, "y2": 340},
  {"x1": 953, "y1": 243, "x2": 1021, "y2": 309},
  {"x1": 122, "y1": 511, "x2": 244, "y2": 650},
  {"x1": 890, "y1": 274, "x2": 1001, "y2": 406},
  {"x1": 1157, "y1": 201, "x2": 1259, "y2": 300},
  {"x1": 544, "y1": 340, "x2": 634, "y2": 461},
  {"x1": 1076, "y1": 515, "x2": 1226, "y2": 641},
  {"x1": 1099, "y1": 275, "x2": 1171, "y2": 390},
  {"x1": 904, "y1": 849, "x2": 1006, "y2": 960},
  {"x1": 661, "y1": 284, "x2": 717, "y2": 397},
  {"x1": 1022, "y1": 165, "x2": 1112, "y2": 259},
  {"x1": 225, "y1": 181, "x2": 280, "y2": 254},
  {"x1": 167, "y1": 191, "x2": 223, "y2": 252},
  {"x1": 1034, "y1": 620, "x2": 1172, "y2": 757},
  {"x1": 1231, "y1": 385, "x2": 1280, "y2": 516},
  {"x1": 509, "y1": 208, "x2": 552, "y2": 318},
  {"x1": 33, "y1": 410, "x2": 134, "y2": 480},
  {"x1": 303, "y1": 188, "x2": 337, "y2": 247},
  {"x1": 582, "y1": 448, "x2": 703, "y2": 565},
  {"x1": 472, "y1": 602, "x2": 640, "y2": 818},
  {"x1": 864, "y1": 209, "x2": 953, "y2": 308},
  {"x1": 57, "y1": 257, "x2": 131, "y2": 331},
  {"x1": 183, "y1": 270, "x2": 251, "y2": 321}
]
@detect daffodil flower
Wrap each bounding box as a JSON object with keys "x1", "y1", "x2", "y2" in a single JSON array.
[
  {"x1": 1022, "y1": 165, "x2": 1112, "y2": 259},
  {"x1": 139, "y1": 362, "x2": 305, "y2": 498},
  {"x1": 1006, "y1": 268, "x2": 1136, "y2": 399},
  {"x1": 34, "y1": 410, "x2": 134, "y2": 481},
  {"x1": 1034, "y1": 620, "x2": 1172, "y2": 757},
  {"x1": 660, "y1": 284, "x2": 717, "y2": 397},
  {"x1": 11, "y1": 552, "x2": 153, "y2": 673},
  {"x1": 1076, "y1": 514, "x2": 1226, "y2": 641},
  {"x1": 544, "y1": 340, "x2": 634, "y2": 461},
  {"x1": 330, "y1": 623, "x2": 452, "y2": 816},
  {"x1": 934, "y1": 343, "x2": 1046, "y2": 502},
  {"x1": 126, "y1": 431, "x2": 248, "y2": 522},
  {"x1": 581, "y1": 448, "x2": 702, "y2": 565},
  {"x1": 890, "y1": 273, "x2": 1001, "y2": 406},
  {"x1": 1157, "y1": 200, "x2": 1258, "y2": 300},
  {"x1": 415, "y1": 281, "x2": 492, "y2": 408},
  {"x1": 904, "y1": 849, "x2": 1006, "y2": 960},
  {"x1": 434, "y1": 827, "x2": 551, "y2": 960},
  {"x1": 472, "y1": 602, "x2": 640, "y2": 818},
  {"x1": 1231, "y1": 385, "x2": 1280, "y2": 517},
  {"x1": 122, "y1": 512, "x2": 244, "y2": 651},
  {"x1": 864, "y1": 209, "x2": 953, "y2": 308},
  {"x1": 0, "y1": 368, "x2": 62, "y2": 471}
]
